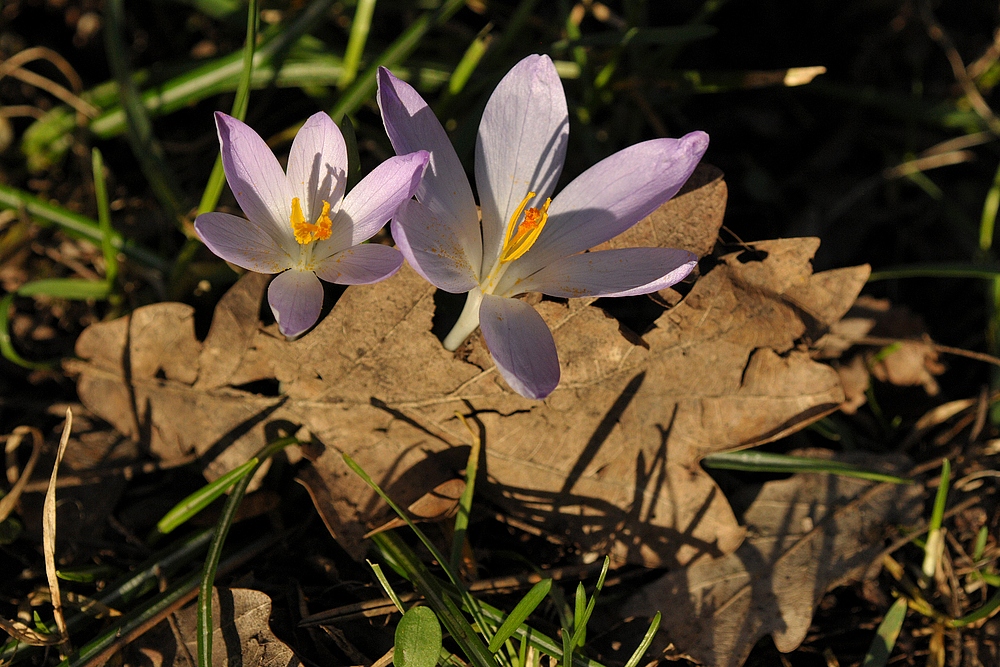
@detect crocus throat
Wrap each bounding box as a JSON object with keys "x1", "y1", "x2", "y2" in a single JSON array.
[
  {"x1": 291, "y1": 197, "x2": 333, "y2": 245},
  {"x1": 499, "y1": 191, "x2": 550, "y2": 263}
]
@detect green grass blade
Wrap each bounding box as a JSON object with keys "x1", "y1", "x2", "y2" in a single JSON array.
[
  {"x1": 862, "y1": 597, "x2": 907, "y2": 667},
  {"x1": 370, "y1": 532, "x2": 498, "y2": 667},
  {"x1": 573, "y1": 583, "x2": 586, "y2": 646},
  {"x1": 364, "y1": 536, "x2": 607, "y2": 667},
  {"x1": 370, "y1": 562, "x2": 406, "y2": 613},
  {"x1": 451, "y1": 415, "x2": 481, "y2": 572},
  {"x1": 487, "y1": 579, "x2": 551, "y2": 653},
  {"x1": 197, "y1": 437, "x2": 296, "y2": 667},
  {"x1": 104, "y1": 0, "x2": 186, "y2": 224},
  {"x1": 974, "y1": 526, "x2": 989, "y2": 561},
  {"x1": 155, "y1": 458, "x2": 259, "y2": 535},
  {"x1": 343, "y1": 455, "x2": 463, "y2": 599},
  {"x1": 949, "y1": 586, "x2": 1000, "y2": 628},
  {"x1": 55, "y1": 564, "x2": 120, "y2": 583},
  {"x1": 90, "y1": 2, "x2": 338, "y2": 139},
  {"x1": 567, "y1": 558, "x2": 609, "y2": 652},
  {"x1": 0, "y1": 183, "x2": 168, "y2": 271},
  {"x1": 702, "y1": 450, "x2": 912, "y2": 484},
  {"x1": 1, "y1": 528, "x2": 214, "y2": 661},
  {"x1": 869, "y1": 262, "x2": 1000, "y2": 281},
  {"x1": 622, "y1": 612, "x2": 660, "y2": 667},
  {"x1": 57, "y1": 532, "x2": 278, "y2": 667},
  {"x1": 980, "y1": 158, "x2": 1000, "y2": 252},
  {"x1": 448, "y1": 27, "x2": 492, "y2": 95},
  {"x1": 90, "y1": 148, "x2": 117, "y2": 286},
  {"x1": 17, "y1": 279, "x2": 112, "y2": 300},
  {"x1": 0, "y1": 293, "x2": 57, "y2": 371},
  {"x1": 921, "y1": 459, "x2": 950, "y2": 583},
  {"x1": 344, "y1": 453, "x2": 496, "y2": 646},
  {"x1": 197, "y1": 0, "x2": 259, "y2": 216},
  {"x1": 339, "y1": 0, "x2": 377, "y2": 88},
  {"x1": 327, "y1": 0, "x2": 466, "y2": 122}
]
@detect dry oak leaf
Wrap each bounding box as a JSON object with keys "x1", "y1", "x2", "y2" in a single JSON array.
[
  {"x1": 120, "y1": 587, "x2": 300, "y2": 667},
  {"x1": 816, "y1": 295, "x2": 947, "y2": 407},
  {"x1": 68, "y1": 167, "x2": 867, "y2": 567},
  {"x1": 621, "y1": 453, "x2": 922, "y2": 667}
]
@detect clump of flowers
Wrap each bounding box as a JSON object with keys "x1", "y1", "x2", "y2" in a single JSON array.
[
  {"x1": 377, "y1": 55, "x2": 708, "y2": 399},
  {"x1": 195, "y1": 111, "x2": 429, "y2": 337}
]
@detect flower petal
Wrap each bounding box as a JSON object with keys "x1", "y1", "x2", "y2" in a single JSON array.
[
  {"x1": 216, "y1": 112, "x2": 295, "y2": 248},
  {"x1": 513, "y1": 131, "x2": 709, "y2": 278},
  {"x1": 475, "y1": 54, "x2": 568, "y2": 273},
  {"x1": 501, "y1": 247, "x2": 697, "y2": 298},
  {"x1": 479, "y1": 293, "x2": 560, "y2": 399},
  {"x1": 286, "y1": 111, "x2": 348, "y2": 224},
  {"x1": 267, "y1": 269, "x2": 324, "y2": 337},
  {"x1": 377, "y1": 67, "x2": 482, "y2": 275},
  {"x1": 338, "y1": 151, "x2": 429, "y2": 245},
  {"x1": 194, "y1": 211, "x2": 293, "y2": 273},
  {"x1": 314, "y1": 243, "x2": 403, "y2": 285},
  {"x1": 391, "y1": 200, "x2": 480, "y2": 293}
]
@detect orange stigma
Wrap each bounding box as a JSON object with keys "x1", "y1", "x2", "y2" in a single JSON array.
[
  {"x1": 500, "y1": 191, "x2": 550, "y2": 263},
  {"x1": 291, "y1": 197, "x2": 333, "y2": 245}
]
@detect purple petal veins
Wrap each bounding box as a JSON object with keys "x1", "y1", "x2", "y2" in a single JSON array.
[
  {"x1": 267, "y1": 269, "x2": 324, "y2": 337},
  {"x1": 196, "y1": 111, "x2": 425, "y2": 338},
  {"x1": 377, "y1": 54, "x2": 708, "y2": 400}
]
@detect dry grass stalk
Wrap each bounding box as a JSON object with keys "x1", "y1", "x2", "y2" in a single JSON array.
[
  {"x1": 0, "y1": 426, "x2": 43, "y2": 522},
  {"x1": 42, "y1": 408, "x2": 73, "y2": 651}
]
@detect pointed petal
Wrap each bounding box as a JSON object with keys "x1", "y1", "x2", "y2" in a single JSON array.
[
  {"x1": 514, "y1": 131, "x2": 709, "y2": 278},
  {"x1": 194, "y1": 211, "x2": 293, "y2": 273},
  {"x1": 286, "y1": 111, "x2": 348, "y2": 224},
  {"x1": 479, "y1": 293, "x2": 560, "y2": 399},
  {"x1": 267, "y1": 269, "x2": 324, "y2": 337},
  {"x1": 338, "y1": 151, "x2": 429, "y2": 245},
  {"x1": 216, "y1": 112, "x2": 295, "y2": 247},
  {"x1": 502, "y1": 247, "x2": 697, "y2": 298},
  {"x1": 377, "y1": 67, "x2": 482, "y2": 275},
  {"x1": 475, "y1": 54, "x2": 568, "y2": 272},
  {"x1": 314, "y1": 243, "x2": 403, "y2": 285},
  {"x1": 391, "y1": 200, "x2": 479, "y2": 292}
]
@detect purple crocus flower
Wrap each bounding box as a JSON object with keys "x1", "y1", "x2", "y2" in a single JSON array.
[
  {"x1": 377, "y1": 55, "x2": 707, "y2": 399},
  {"x1": 195, "y1": 111, "x2": 429, "y2": 337}
]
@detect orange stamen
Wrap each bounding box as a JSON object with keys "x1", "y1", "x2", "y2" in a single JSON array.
[
  {"x1": 500, "y1": 192, "x2": 550, "y2": 263},
  {"x1": 291, "y1": 198, "x2": 333, "y2": 245}
]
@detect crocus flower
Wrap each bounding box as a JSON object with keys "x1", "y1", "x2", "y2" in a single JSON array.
[
  {"x1": 377, "y1": 55, "x2": 707, "y2": 399},
  {"x1": 195, "y1": 111, "x2": 429, "y2": 337}
]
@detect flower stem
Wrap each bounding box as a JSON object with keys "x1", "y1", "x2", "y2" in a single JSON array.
[{"x1": 443, "y1": 289, "x2": 483, "y2": 351}]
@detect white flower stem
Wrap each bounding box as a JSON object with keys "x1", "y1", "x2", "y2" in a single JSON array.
[{"x1": 443, "y1": 289, "x2": 484, "y2": 351}]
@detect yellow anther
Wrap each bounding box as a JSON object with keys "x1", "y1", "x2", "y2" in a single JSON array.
[
  {"x1": 500, "y1": 191, "x2": 550, "y2": 263},
  {"x1": 291, "y1": 197, "x2": 333, "y2": 245}
]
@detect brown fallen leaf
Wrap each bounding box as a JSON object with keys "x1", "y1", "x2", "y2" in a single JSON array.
[
  {"x1": 869, "y1": 339, "x2": 946, "y2": 396},
  {"x1": 364, "y1": 477, "x2": 466, "y2": 537},
  {"x1": 120, "y1": 587, "x2": 300, "y2": 667},
  {"x1": 620, "y1": 453, "x2": 923, "y2": 667},
  {"x1": 69, "y1": 166, "x2": 870, "y2": 567},
  {"x1": 817, "y1": 296, "x2": 946, "y2": 404}
]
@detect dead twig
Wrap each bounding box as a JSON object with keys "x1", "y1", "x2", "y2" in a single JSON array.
[
  {"x1": 856, "y1": 335, "x2": 1000, "y2": 369},
  {"x1": 921, "y1": 2, "x2": 1000, "y2": 135}
]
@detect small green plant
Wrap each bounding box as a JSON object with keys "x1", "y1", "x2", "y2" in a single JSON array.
[
  {"x1": 862, "y1": 460, "x2": 1000, "y2": 667},
  {"x1": 345, "y1": 440, "x2": 661, "y2": 667}
]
